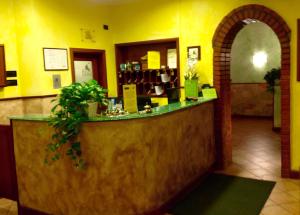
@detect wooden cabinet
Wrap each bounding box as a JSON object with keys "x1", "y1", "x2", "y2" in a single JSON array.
[
  {"x1": 0, "y1": 125, "x2": 18, "y2": 201},
  {"x1": 0, "y1": 45, "x2": 6, "y2": 87},
  {"x1": 115, "y1": 38, "x2": 180, "y2": 97}
]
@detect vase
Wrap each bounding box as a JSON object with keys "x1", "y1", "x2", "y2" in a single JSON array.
[
  {"x1": 185, "y1": 79, "x2": 198, "y2": 98},
  {"x1": 273, "y1": 84, "x2": 281, "y2": 129},
  {"x1": 87, "y1": 102, "x2": 98, "y2": 117}
]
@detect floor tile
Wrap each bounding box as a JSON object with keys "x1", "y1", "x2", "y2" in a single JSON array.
[
  {"x1": 269, "y1": 192, "x2": 298, "y2": 204},
  {"x1": 280, "y1": 202, "x2": 300, "y2": 214},
  {"x1": 261, "y1": 205, "x2": 292, "y2": 215},
  {"x1": 0, "y1": 198, "x2": 17, "y2": 215},
  {"x1": 221, "y1": 117, "x2": 300, "y2": 215},
  {"x1": 287, "y1": 190, "x2": 300, "y2": 200}
]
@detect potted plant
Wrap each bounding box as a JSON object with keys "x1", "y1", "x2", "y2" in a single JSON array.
[
  {"x1": 264, "y1": 68, "x2": 281, "y2": 129},
  {"x1": 45, "y1": 80, "x2": 108, "y2": 169},
  {"x1": 184, "y1": 62, "x2": 199, "y2": 98},
  {"x1": 264, "y1": 67, "x2": 280, "y2": 92}
]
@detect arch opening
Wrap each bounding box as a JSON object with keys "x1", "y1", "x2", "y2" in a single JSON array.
[{"x1": 212, "y1": 4, "x2": 291, "y2": 177}]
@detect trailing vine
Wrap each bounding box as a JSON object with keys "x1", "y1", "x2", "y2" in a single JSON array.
[{"x1": 45, "y1": 80, "x2": 107, "y2": 169}]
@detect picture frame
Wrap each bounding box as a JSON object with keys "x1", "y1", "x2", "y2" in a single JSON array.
[
  {"x1": 43, "y1": 48, "x2": 68, "y2": 71},
  {"x1": 187, "y1": 46, "x2": 201, "y2": 60},
  {"x1": 297, "y1": 19, "x2": 300, "y2": 81}
]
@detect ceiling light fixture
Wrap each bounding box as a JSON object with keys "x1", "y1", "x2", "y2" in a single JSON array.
[{"x1": 252, "y1": 51, "x2": 268, "y2": 68}]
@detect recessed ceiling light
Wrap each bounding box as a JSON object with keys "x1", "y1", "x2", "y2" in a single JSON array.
[{"x1": 243, "y1": 19, "x2": 258, "y2": 24}]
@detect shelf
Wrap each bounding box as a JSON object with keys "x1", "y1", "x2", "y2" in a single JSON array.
[{"x1": 115, "y1": 38, "x2": 180, "y2": 97}]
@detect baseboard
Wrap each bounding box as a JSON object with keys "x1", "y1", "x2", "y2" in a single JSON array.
[
  {"x1": 19, "y1": 205, "x2": 49, "y2": 215},
  {"x1": 272, "y1": 127, "x2": 281, "y2": 133},
  {"x1": 144, "y1": 166, "x2": 215, "y2": 215},
  {"x1": 290, "y1": 170, "x2": 300, "y2": 179},
  {"x1": 232, "y1": 115, "x2": 273, "y2": 120}
]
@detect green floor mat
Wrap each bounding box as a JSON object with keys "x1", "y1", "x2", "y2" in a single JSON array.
[{"x1": 169, "y1": 173, "x2": 275, "y2": 215}]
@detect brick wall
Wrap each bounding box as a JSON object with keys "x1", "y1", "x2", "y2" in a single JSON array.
[{"x1": 231, "y1": 83, "x2": 273, "y2": 117}]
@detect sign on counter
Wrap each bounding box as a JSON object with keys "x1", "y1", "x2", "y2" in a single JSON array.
[
  {"x1": 123, "y1": 84, "x2": 138, "y2": 113},
  {"x1": 202, "y1": 88, "x2": 218, "y2": 99}
]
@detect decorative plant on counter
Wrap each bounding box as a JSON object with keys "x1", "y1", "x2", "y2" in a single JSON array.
[
  {"x1": 184, "y1": 61, "x2": 200, "y2": 80},
  {"x1": 264, "y1": 67, "x2": 281, "y2": 92},
  {"x1": 45, "y1": 80, "x2": 108, "y2": 169}
]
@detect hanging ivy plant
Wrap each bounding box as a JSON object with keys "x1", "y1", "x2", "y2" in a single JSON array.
[{"x1": 45, "y1": 80, "x2": 107, "y2": 169}]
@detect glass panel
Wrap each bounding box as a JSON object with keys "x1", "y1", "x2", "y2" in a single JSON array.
[{"x1": 74, "y1": 60, "x2": 93, "y2": 83}]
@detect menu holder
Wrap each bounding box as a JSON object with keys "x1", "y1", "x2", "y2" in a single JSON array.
[{"x1": 123, "y1": 84, "x2": 138, "y2": 113}]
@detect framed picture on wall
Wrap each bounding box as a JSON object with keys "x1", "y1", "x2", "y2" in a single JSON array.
[
  {"x1": 187, "y1": 46, "x2": 201, "y2": 60},
  {"x1": 43, "y1": 48, "x2": 69, "y2": 71}
]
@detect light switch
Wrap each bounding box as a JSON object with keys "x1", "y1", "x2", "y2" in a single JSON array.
[{"x1": 53, "y1": 74, "x2": 61, "y2": 89}]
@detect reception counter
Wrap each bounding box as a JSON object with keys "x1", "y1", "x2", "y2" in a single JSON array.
[{"x1": 11, "y1": 98, "x2": 216, "y2": 215}]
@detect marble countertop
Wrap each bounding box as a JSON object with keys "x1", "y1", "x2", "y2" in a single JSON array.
[{"x1": 9, "y1": 97, "x2": 215, "y2": 122}]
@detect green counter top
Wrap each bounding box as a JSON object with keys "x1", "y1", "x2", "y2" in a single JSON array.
[{"x1": 9, "y1": 97, "x2": 215, "y2": 122}]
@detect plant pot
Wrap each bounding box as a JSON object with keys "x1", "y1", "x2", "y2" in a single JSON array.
[
  {"x1": 273, "y1": 85, "x2": 281, "y2": 128},
  {"x1": 185, "y1": 79, "x2": 198, "y2": 98},
  {"x1": 87, "y1": 102, "x2": 98, "y2": 117}
]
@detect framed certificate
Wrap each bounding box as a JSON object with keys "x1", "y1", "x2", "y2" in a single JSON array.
[{"x1": 43, "y1": 48, "x2": 68, "y2": 71}]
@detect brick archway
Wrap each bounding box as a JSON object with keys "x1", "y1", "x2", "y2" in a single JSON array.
[{"x1": 212, "y1": 4, "x2": 291, "y2": 177}]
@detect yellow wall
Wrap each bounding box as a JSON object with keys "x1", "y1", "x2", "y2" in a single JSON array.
[
  {"x1": 0, "y1": 0, "x2": 117, "y2": 98},
  {"x1": 110, "y1": 0, "x2": 300, "y2": 170},
  {"x1": 0, "y1": 0, "x2": 299, "y2": 171},
  {"x1": 0, "y1": 0, "x2": 20, "y2": 98}
]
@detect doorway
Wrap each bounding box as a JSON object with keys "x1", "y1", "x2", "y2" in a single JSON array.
[
  {"x1": 212, "y1": 4, "x2": 291, "y2": 177},
  {"x1": 70, "y1": 48, "x2": 107, "y2": 88}
]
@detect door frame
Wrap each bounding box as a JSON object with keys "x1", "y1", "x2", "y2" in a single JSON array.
[
  {"x1": 212, "y1": 4, "x2": 292, "y2": 177},
  {"x1": 70, "y1": 48, "x2": 107, "y2": 88}
]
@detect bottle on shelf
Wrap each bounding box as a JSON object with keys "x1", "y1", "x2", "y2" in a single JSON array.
[
  {"x1": 156, "y1": 70, "x2": 160, "y2": 77},
  {"x1": 134, "y1": 77, "x2": 138, "y2": 84},
  {"x1": 149, "y1": 83, "x2": 154, "y2": 95},
  {"x1": 140, "y1": 77, "x2": 144, "y2": 83},
  {"x1": 170, "y1": 82, "x2": 175, "y2": 88},
  {"x1": 120, "y1": 63, "x2": 126, "y2": 72},
  {"x1": 126, "y1": 61, "x2": 132, "y2": 72},
  {"x1": 132, "y1": 62, "x2": 141, "y2": 72},
  {"x1": 170, "y1": 69, "x2": 175, "y2": 76}
]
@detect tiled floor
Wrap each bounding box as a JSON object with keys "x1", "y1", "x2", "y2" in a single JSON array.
[
  {"x1": 1, "y1": 117, "x2": 299, "y2": 215},
  {"x1": 0, "y1": 198, "x2": 17, "y2": 215},
  {"x1": 216, "y1": 117, "x2": 300, "y2": 215}
]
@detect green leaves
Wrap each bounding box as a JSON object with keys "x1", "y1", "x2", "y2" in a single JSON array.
[
  {"x1": 264, "y1": 68, "x2": 280, "y2": 92},
  {"x1": 45, "y1": 80, "x2": 107, "y2": 169}
]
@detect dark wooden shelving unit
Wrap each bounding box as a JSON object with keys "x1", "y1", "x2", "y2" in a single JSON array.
[{"x1": 115, "y1": 38, "x2": 180, "y2": 97}]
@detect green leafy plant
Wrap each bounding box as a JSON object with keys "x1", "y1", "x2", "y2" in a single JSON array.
[
  {"x1": 264, "y1": 68, "x2": 281, "y2": 92},
  {"x1": 45, "y1": 80, "x2": 108, "y2": 169}
]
